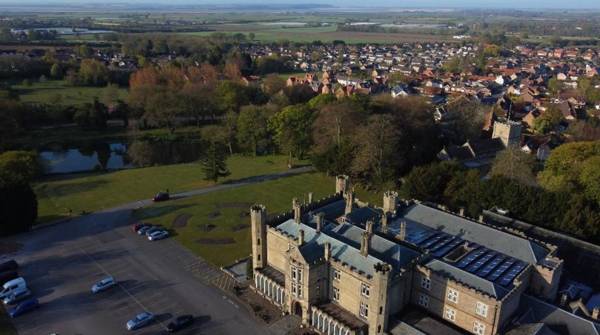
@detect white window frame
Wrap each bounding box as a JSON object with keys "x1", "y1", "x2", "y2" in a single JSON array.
[
  {"x1": 444, "y1": 307, "x2": 456, "y2": 322},
  {"x1": 446, "y1": 287, "x2": 459, "y2": 304},
  {"x1": 418, "y1": 293, "x2": 429, "y2": 308},
  {"x1": 359, "y1": 302, "x2": 369, "y2": 318},
  {"x1": 361, "y1": 283, "x2": 370, "y2": 297},
  {"x1": 333, "y1": 269, "x2": 341, "y2": 281},
  {"x1": 332, "y1": 287, "x2": 340, "y2": 302},
  {"x1": 476, "y1": 301, "x2": 488, "y2": 318},
  {"x1": 473, "y1": 320, "x2": 486, "y2": 335},
  {"x1": 420, "y1": 276, "x2": 431, "y2": 290}
]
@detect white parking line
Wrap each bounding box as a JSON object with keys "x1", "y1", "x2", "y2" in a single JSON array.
[{"x1": 79, "y1": 247, "x2": 168, "y2": 330}]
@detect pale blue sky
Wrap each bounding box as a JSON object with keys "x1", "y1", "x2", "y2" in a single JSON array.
[{"x1": 6, "y1": 0, "x2": 600, "y2": 9}]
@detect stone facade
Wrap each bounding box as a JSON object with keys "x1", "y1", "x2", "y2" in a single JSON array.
[{"x1": 250, "y1": 177, "x2": 563, "y2": 335}]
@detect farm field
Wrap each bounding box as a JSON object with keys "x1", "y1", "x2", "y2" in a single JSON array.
[
  {"x1": 11, "y1": 80, "x2": 128, "y2": 106},
  {"x1": 182, "y1": 25, "x2": 455, "y2": 43}
]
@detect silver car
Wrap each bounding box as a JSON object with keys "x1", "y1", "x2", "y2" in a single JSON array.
[
  {"x1": 126, "y1": 312, "x2": 154, "y2": 331},
  {"x1": 91, "y1": 276, "x2": 116, "y2": 294},
  {"x1": 148, "y1": 230, "x2": 169, "y2": 241},
  {"x1": 3, "y1": 288, "x2": 31, "y2": 305}
]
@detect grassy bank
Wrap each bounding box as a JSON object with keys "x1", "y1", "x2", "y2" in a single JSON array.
[
  {"x1": 133, "y1": 172, "x2": 382, "y2": 266},
  {"x1": 35, "y1": 155, "x2": 304, "y2": 223},
  {"x1": 11, "y1": 80, "x2": 128, "y2": 106}
]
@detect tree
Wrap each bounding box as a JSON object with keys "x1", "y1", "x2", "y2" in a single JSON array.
[
  {"x1": 579, "y1": 156, "x2": 600, "y2": 206},
  {"x1": 78, "y1": 59, "x2": 109, "y2": 86},
  {"x1": 0, "y1": 178, "x2": 37, "y2": 236},
  {"x1": 262, "y1": 74, "x2": 286, "y2": 97},
  {"x1": 351, "y1": 114, "x2": 401, "y2": 187},
  {"x1": 547, "y1": 77, "x2": 563, "y2": 96},
  {"x1": 533, "y1": 106, "x2": 564, "y2": 134},
  {"x1": 216, "y1": 81, "x2": 251, "y2": 113},
  {"x1": 441, "y1": 98, "x2": 488, "y2": 144},
  {"x1": 490, "y1": 146, "x2": 538, "y2": 186},
  {"x1": 236, "y1": 105, "x2": 269, "y2": 156},
  {"x1": 74, "y1": 98, "x2": 108, "y2": 129},
  {"x1": 270, "y1": 104, "x2": 314, "y2": 166},
  {"x1": 50, "y1": 63, "x2": 62, "y2": 79},
  {"x1": 201, "y1": 141, "x2": 230, "y2": 182},
  {"x1": 400, "y1": 161, "x2": 463, "y2": 204},
  {"x1": 0, "y1": 151, "x2": 43, "y2": 183}
]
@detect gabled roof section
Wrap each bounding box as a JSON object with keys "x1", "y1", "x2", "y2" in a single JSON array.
[
  {"x1": 424, "y1": 259, "x2": 510, "y2": 299},
  {"x1": 400, "y1": 203, "x2": 549, "y2": 264}
]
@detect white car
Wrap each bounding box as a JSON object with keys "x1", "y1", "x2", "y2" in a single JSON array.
[
  {"x1": 3, "y1": 288, "x2": 31, "y2": 305},
  {"x1": 148, "y1": 230, "x2": 169, "y2": 241},
  {"x1": 91, "y1": 276, "x2": 116, "y2": 294}
]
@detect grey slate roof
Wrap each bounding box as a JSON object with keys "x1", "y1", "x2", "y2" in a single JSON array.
[
  {"x1": 424, "y1": 259, "x2": 510, "y2": 299},
  {"x1": 516, "y1": 294, "x2": 600, "y2": 335},
  {"x1": 276, "y1": 219, "x2": 381, "y2": 277},
  {"x1": 323, "y1": 221, "x2": 421, "y2": 271},
  {"x1": 400, "y1": 203, "x2": 549, "y2": 264}
]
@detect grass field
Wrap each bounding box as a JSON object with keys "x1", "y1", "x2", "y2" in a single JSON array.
[
  {"x1": 134, "y1": 172, "x2": 335, "y2": 266},
  {"x1": 35, "y1": 155, "x2": 302, "y2": 223},
  {"x1": 182, "y1": 25, "x2": 455, "y2": 44},
  {"x1": 11, "y1": 80, "x2": 128, "y2": 106}
]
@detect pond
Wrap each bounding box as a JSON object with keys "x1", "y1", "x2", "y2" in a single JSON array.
[{"x1": 39, "y1": 140, "x2": 205, "y2": 174}]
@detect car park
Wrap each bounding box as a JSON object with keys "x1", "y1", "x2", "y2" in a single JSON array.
[
  {"x1": 166, "y1": 315, "x2": 194, "y2": 332},
  {"x1": 152, "y1": 192, "x2": 170, "y2": 202},
  {"x1": 0, "y1": 277, "x2": 27, "y2": 299},
  {"x1": 126, "y1": 312, "x2": 154, "y2": 331},
  {"x1": 148, "y1": 230, "x2": 169, "y2": 241},
  {"x1": 9, "y1": 298, "x2": 39, "y2": 318},
  {"x1": 0, "y1": 271, "x2": 19, "y2": 286},
  {"x1": 3, "y1": 288, "x2": 31, "y2": 305},
  {"x1": 0, "y1": 260, "x2": 18, "y2": 273},
  {"x1": 91, "y1": 276, "x2": 116, "y2": 294}
]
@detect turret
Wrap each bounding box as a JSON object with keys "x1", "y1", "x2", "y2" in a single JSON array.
[
  {"x1": 251, "y1": 204, "x2": 267, "y2": 269},
  {"x1": 335, "y1": 175, "x2": 349, "y2": 194},
  {"x1": 382, "y1": 191, "x2": 398, "y2": 216},
  {"x1": 293, "y1": 198, "x2": 301, "y2": 224}
]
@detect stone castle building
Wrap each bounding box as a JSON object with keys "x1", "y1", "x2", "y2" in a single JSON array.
[{"x1": 249, "y1": 176, "x2": 587, "y2": 335}]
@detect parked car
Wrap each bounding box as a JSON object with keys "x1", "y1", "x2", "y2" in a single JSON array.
[
  {"x1": 91, "y1": 276, "x2": 116, "y2": 294},
  {"x1": 137, "y1": 225, "x2": 154, "y2": 236},
  {"x1": 148, "y1": 230, "x2": 169, "y2": 241},
  {"x1": 0, "y1": 260, "x2": 18, "y2": 273},
  {"x1": 0, "y1": 277, "x2": 26, "y2": 299},
  {"x1": 144, "y1": 226, "x2": 163, "y2": 237},
  {"x1": 8, "y1": 298, "x2": 39, "y2": 318},
  {"x1": 132, "y1": 222, "x2": 149, "y2": 233},
  {"x1": 152, "y1": 192, "x2": 170, "y2": 202},
  {"x1": 0, "y1": 271, "x2": 19, "y2": 286},
  {"x1": 126, "y1": 312, "x2": 154, "y2": 331},
  {"x1": 3, "y1": 288, "x2": 31, "y2": 305},
  {"x1": 166, "y1": 315, "x2": 194, "y2": 332}
]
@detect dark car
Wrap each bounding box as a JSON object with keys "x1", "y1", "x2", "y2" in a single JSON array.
[
  {"x1": 132, "y1": 222, "x2": 149, "y2": 233},
  {"x1": 152, "y1": 192, "x2": 170, "y2": 202},
  {"x1": 9, "y1": 298, "x2": 39, "y2": 318},
  {"x1": 0, "y1": 271, "x2": 19, "y2": 285},
  {"x1": 0, "y1": 260, "x2": 18, "y2": 273},
  {"x1": 166, "y1": 315, "x2": 194, "y2": 332},
  {"x1": 137, "y1": 225, "x2": 154, "y2": 236}
]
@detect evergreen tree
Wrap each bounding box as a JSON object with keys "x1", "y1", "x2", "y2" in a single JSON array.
[{"x1": 201, "y1": 141, "x2": 230, "y2": 182}]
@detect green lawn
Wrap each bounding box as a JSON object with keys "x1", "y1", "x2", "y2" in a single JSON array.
[
  {"x1": 35, "y1": 155, "x2": 303, "y2": 223},
  {"x1": 11, "y1": 80, "x2": 128, "y2": 106},
  {"x1": 134, "y1": 172, "x2": 336, "y2": 266}
]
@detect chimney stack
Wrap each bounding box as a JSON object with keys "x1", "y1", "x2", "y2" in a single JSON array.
[
  {"x1": 478, "y1": 215, "x2": 484, "y2": 223},
  {"x1": 345, "y1": 189, "x2": 355, "y2": 215},
  {"x1": 560, "y1": 293, "x2": 569, "y2": 306},
  {"x1": 315, "y1": 212, "x2": 324, "y2": 232},
  {"x1": 308, "y1": 192, "x2": 313, "y2": 203},
  {"x1": 397, "y1": 220, "x2": 407, "y2": 241},
  {"x1": 324, "y1": 242, "x2": 331, "y2": 262},
  {"x1": 360, "y1": 231, "x2": 370, "y2": 256},
  {"x1": 592, "y1": 307, "x2": 600, "y2": 320},
  {"x1": 336, "y1": 175, "x2": 349, "y2": 194},
  {"x1": 383, "y1": 191, "x2": 399, "y2": 216},
  {"x1": 298, "y1": 229, "x2": 305, "y2": 246},
  {"x1": 293, "y1": 198, "x2": 301, "y2": 224},
  {"x1": 459, "y1": 207, "x2": 465, "y2": 216},
  {"x1": 366, "y1": 220, "x2": 374, "y2": 234},
  {"x1": 381, "y1": 214, "x2": 389, "y2": 234}
]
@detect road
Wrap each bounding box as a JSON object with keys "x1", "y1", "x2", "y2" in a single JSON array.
[{"x1": 4, "y1": 167, "x2": 314, "y2": 334}]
